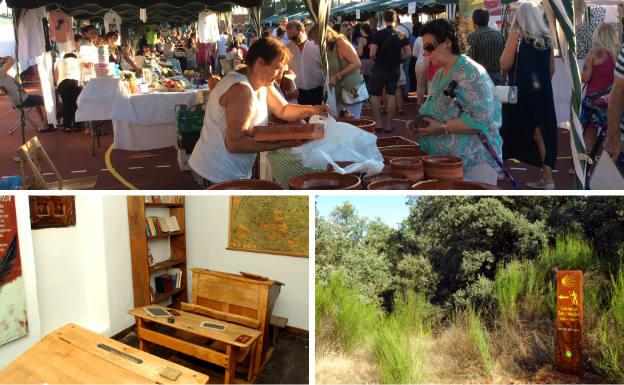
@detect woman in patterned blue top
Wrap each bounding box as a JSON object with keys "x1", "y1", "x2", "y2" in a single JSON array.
[{"x1": 406, "y1": 19, "x2": 502, "y2": 185}]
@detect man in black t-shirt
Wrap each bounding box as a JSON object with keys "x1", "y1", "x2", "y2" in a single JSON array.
[{"x1": 369, "y1": 9, "x2": 411, "y2": 132}]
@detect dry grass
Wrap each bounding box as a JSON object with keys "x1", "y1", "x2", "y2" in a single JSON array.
[{"x1": 315, "y1": 348, "x2": 380, "y2": 384}]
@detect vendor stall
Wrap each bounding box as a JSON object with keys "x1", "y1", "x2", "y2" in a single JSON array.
[{"x1": 75, "y1": 77, "x2": 202, "y2": 151}]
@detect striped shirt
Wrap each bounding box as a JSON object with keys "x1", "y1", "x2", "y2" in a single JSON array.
[
  {"x1": 615, "y1": 44, "x2": 624, "y2": 134},
  {"x1": 468, "y1": 27, "x2": 504, "y2": 72}
]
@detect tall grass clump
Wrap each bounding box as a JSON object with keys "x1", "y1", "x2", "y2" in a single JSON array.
[
  {"x1": 493, "y1": 260, "x2": 525, "y2": 322},
  {"x1": 373, "y1": 292, "x2": 431, "y2": 384},
  {"x1": 316, "y1": 271, "x2": 380, "y2": 351},
  {"x1": 466, "y1": 304, "x2": 495, "y2": 378},
  {"x1": 538, "y1": 233, "x2": 598, "y2": 274},
  {"x1": 595, "y1": 269, "x2": 624, "y2": 382}
]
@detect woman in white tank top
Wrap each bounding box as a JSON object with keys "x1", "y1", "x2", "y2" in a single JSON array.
[{"x1": 189, "y1": 37, "x2": 330, "y2": 185}]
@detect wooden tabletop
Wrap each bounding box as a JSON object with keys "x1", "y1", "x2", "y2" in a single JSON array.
[
  {"x1": 0, "y1": 323, "x2": 208, "y2": 384},
  {"x1": 128, "y1": 305, "x2": 261, "y2": 348}
]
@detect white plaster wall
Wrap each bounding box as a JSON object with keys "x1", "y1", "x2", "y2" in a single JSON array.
[
  {"x1": 0, "y1": 195, "x2": 42, "y2": 369},
  {"x1": 185, "y1": 196, "x2": 310, "y2": 330},
  {"x1": 30, "y1": 196, "x2": 95, "y2": 336},
  {"x1": 100, "y1": 196, "x2": 134, "y2": 336}
]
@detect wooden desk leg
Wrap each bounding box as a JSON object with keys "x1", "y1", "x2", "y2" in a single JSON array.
[
  {"x1": 247, "y1": 341, "x2": 258, "y2": 383},
  {"x1": 136, "y1": 318, "x2": 151, "y2": 354},
  {"x1": 224, "y1": 345, "x2": 238, "y2": 384}
]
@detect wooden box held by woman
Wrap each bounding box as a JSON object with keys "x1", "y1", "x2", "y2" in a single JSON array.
[{"x1": 188, "y1": 37, "x2": 329, "y2": 188}]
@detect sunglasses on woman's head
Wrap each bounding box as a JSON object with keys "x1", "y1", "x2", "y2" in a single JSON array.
[{"x1": 423, "y1": 41, "x2": 439, "y2": 52}]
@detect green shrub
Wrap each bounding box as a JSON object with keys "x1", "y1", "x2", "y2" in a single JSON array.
[
  {"x1": 493, "y1": 260, "x2": 526, "y2": 322},
  {"x1": 373, "y1": 292, "x2": 431, "y2": 384},
  {"x1": 595, "y1": 269, "x2": 624, "y2": 382},
  {"x1": 538, "y1": 233, "x2": 599, "y2": 275},
  {"x1": 394, "y1": 254, "x2": 439, "y2": 299},
  {"x1": 315, "y1": 271, "x2": 380, "y2": 351}
]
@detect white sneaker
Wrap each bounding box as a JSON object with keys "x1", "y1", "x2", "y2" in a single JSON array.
[{"x1": 526, "y1": 179, "x2": 555, "y2": 190}]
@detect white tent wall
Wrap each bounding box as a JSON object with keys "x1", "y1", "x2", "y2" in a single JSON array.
[{"x1": 14, "y1": 7, "x2": 57, "y2": 126}]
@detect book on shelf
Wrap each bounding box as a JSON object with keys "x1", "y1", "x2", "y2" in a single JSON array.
[
  {"x1": 144, "y1": 196, "x2": 184, "y2": 204},
  {"x1": 147, "y1": 247, "x2": 154, "y2": 266},
  {"x1": 146, "y1": 216, "x2": 180, "y2": 237},
  {"x1": 155, "y1": 273, "x2": 173, "y2": 293},
  {"x1": 168, "y1": 268, "x2": 183, "y2": 289},
  {"x1": 165, "y1": 216, "x2": 180, "y2": 232}
]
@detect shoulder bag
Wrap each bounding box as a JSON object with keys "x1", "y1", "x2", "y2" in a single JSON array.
[
  {"x1": 336, "y1": 46, "x2": 368, "y2": 105},
  {"x1": 495, "y1": 37, "x2": 520, "y2": 104}
]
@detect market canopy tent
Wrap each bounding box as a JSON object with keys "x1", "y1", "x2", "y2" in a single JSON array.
[
  {"x1": 6, "y1": 1, "x2": 264, "y2": 24},
  {"x1": 4, "y1": 0, "x2": 267, "y2": 144},
  {"x1": 6, "y1": 0, "x2": 263, "y2": 8}
]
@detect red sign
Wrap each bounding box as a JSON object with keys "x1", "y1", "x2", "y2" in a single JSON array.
[
  {"x1": 0, "y1": 196, "x2": 21, "y2": 284},
  {"x1": 0, "y1": 195, "x2": 29, "y2": 347},
  {"x1": 556, "y1": 270, "x2": 583, "y2": 374}
]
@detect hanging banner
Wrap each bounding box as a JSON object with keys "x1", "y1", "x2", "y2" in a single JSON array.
[
  {"x1": 408, "y1": 2, "x2": 417, "y2": 15},
  {"x1": 556, "y1": 270, "x2": 583, "y2": 375},
  {"x1": 0, "y1": 196, "x2": 29, "y2": 347},
  {"x1": 484, "y1": 0, "x2": 503, "y2": 26},
  {"x1": 356, "y1": 9, "x2": 361, "y2": 20}
]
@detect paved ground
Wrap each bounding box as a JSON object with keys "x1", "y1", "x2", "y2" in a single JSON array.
[{"x1": 0, "y1": 82, "x2": 576, "y2": 190}]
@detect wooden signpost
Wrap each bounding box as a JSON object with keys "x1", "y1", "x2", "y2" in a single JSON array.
[{"x1": 556, "y1": 270, "x2": 583, "y2": 374}]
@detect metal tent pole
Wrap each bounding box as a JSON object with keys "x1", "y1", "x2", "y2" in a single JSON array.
[{"x1": 11, "y1": 8, "x2": 26, "y2": 145}]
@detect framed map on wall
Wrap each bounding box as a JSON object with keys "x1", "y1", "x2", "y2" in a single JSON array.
[
  {"x1": 228, "y1": 196, "x2": 309, "y2": 258},
  {"x1": 0, "y1": 196, "x2": 29, "y2": 346}
]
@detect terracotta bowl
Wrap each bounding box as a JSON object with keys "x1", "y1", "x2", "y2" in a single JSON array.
[
  {"x1": 207, "y1": 179, "x2": 285, "y2": 190},
  {"x1": 379, "y1": 145, "x2": 427, "y2": 164},
  {"x1": 412, "y1": 179, "x2": 499, "y2": 190},
  {"x1": 377, "y1": 136, "x2": 418, "y2": 148},
  {"x1": 423, "y1": 155, "x2": 464, "y2": 180},
  {"x1": 288, "y1": 172, "x2": 361, "y2": 190},
  {"x1": 389, "y1": 157, "x2": 424, "y2": 181},
  {"x1": 362, "y1": 171, "x2": 407, "y2": 186},
  {"x1": 368, "y1": 179, "x2": 416, "y2": 190},
  {"x1": 336, "y1": 118, "x2": 376, "y2": 133},
  {"x1": 326, "y1": 161, "x2": 356, "y2": 173}
]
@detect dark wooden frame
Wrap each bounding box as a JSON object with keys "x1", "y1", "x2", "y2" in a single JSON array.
[{"x1": 29, "y1": 196, "x2": 76, "y2": 229}]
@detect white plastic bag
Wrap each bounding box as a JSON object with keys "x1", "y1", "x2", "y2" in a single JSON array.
[
  {"x1": 290, "y1": 115, "x2": 385, "y2": 176},
  {"x1": 325, "y1": 78, "x2": 338, "y2": 117}
]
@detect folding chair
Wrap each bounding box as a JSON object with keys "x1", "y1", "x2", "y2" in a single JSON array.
[
  {"x1": 16, "y1": 136, "x2": 98, "y2": 190},
  {"x1": 1, "y1": 87, "x2": 38, "y2": 135}
]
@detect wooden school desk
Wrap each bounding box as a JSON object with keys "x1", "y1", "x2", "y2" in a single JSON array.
[
  {"x1": 0, "y1": 323, "x2": 208, "y2": 384},
  {"x1": 129, "y1": 305, "x2": 262, "y2": 384}
]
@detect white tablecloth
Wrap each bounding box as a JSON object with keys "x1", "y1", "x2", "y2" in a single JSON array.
[
  {"x1": 75, "y1": 77, "x2": 199, "y2": 150},
  {"x1": 75, "y1": 77, "x2": 119, "y2": 122}
]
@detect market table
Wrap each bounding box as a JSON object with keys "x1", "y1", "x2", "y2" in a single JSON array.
[
  {"x1": 75, "y1": 77, "x2": 201, "y2": 151},
  {"x1": 0, "y1": 323, "x2": 209, "y2": 384},
  {"x1": 129, "y1": 305, "x2": 261, "y2": 384}
]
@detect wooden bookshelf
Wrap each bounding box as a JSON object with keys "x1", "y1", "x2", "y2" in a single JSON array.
[
  {"x1": 145, "y1": 203, "x2": 184, "y2": 208},
  {"x1": 147, "y1": 231, "x2": 184, "y2": 239},
  {"x1": 149, "y1": 259, "x2": 186, "y2": 273},
  {"x1": 127, "y1": 196, "x2": 187, "y2": 308}
]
